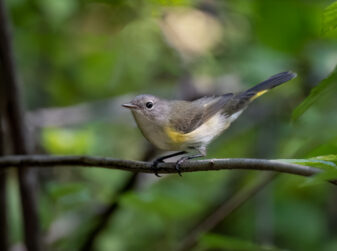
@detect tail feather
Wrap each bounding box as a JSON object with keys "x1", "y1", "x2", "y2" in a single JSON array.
[
  {"x1": 246, "y1": 71, "x2": 297, "y2": 101},
  {"x1": 223, "y1": 71, "x2": 297, "y2": 117}
]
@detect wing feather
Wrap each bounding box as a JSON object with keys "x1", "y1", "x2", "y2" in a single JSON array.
[{"x1": 169, "y1": 94, "x2": 233, "y2": 134}]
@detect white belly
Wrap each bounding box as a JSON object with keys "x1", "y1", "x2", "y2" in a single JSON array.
[
  {"x1": 183, "y1": 113, "x2": 230, "y2": 147},
  {"x1": 180, "y1": 110, "x2": 243, "y2": 148},
  {"x1": 132, "y1": 110, "x2": 242, "y2": 151}
]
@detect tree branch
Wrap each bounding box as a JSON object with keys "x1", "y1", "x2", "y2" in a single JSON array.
[
  {"x1": 0, "y1": 1, "x2": 41, "y2": 250},
  {"x1": 0, "y1": 155, "x2": 323, "y2": 177}
]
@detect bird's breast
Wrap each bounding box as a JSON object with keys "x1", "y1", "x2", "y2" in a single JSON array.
[{"x1": 132, "y1": 111, "x2": 178, "y2": 150}]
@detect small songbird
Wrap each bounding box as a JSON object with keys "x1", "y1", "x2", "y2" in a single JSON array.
[{"x1": 123, "y1": 71, "x2": 297, "y2": 176}]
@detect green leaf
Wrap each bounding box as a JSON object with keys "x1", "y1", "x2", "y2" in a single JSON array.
[
  {"x1": 292, "y1": 67, "x2": 337, "y2": 121},
  {"x1": 279, "y1": 158, "x2": 337, "y2": 169},
  {"x1": 200, "y1": 233, "x2": 283, "y2": 251},
  {"x1": 322, "y1": 1, "x2": 337, "y2": 34},
  {"x1": 42, "y1": 128, "x2": 95, "y2": 155},
  {"x1": 279, "y1": 156, "x2": 337, "y2": 186},
  {"x1": 313, "y1": 155, "x2": 337, "y2": 164},
  {"x1": 304, "y1": 155, "x2": 337, "y2": 185}
]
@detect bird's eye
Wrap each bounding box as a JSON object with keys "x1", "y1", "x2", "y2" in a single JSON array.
[{"x1": 145, "y1": 101, "x2": 153, "y2": 109}]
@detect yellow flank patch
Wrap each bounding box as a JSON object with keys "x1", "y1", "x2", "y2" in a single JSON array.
[
  {"x1": 164, "y1": 126, "x2": 189, "y2": 144},
  {"x1": 250, "y1": 90, "x2": 268, "y2": 101}
]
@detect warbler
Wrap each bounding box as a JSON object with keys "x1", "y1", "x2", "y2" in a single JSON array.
[{"x1": 123, "y1": 71, "x2": 296, "y2": 176}]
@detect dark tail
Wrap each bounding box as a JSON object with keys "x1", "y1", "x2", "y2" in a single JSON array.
[
  {"x1": 223, "y1": 71, "x2": 297, "y2": 116},
  {"x1": 245, "y1": 71, "x2": 297, "y2": 101}
]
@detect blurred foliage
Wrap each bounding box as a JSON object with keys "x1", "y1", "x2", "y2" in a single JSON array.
[
  {"x1": 198, "y1": 233, "x2": 282, "y2": 251},
  {"x1": 4, "y1": 0, "x2": 337, "y2": 250},
  {"x1": 292, "y1": 67, "x2": 337, "y2": 121}
]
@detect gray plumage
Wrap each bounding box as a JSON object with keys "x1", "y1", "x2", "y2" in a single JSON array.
[{"x1": 123, "y1": 71, "x2": 297, "y2": 152}]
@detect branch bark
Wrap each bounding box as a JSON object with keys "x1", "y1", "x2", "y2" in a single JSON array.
[
  {"x1": 0, "y1": 155, "x2": 324, "y2": 178},
  {"x1": 0, "y1": 1, "x2": 41, "y2": 250}
]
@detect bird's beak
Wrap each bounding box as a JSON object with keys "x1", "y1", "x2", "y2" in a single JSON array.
[{"x1": 122, "y1": 103, "x2": 138, "y2": 109}]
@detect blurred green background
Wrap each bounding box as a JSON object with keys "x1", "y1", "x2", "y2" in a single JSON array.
[{"x1": 5, "y1": 0, "x2": 337, "y2": 250}]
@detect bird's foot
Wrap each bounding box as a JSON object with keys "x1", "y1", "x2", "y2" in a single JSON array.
[
  {"x1": 175, "y1": 152, "x2": 205, "y2": 177},
  {"x1": 151, "y1": 159, "x2": 163, "y2": 177},
  {"x1": 151, "y1": 151, "x2": 187, "y2": 177},
  {"x1": 175, "y1": 157, "x2": 188, "y2": 177}
]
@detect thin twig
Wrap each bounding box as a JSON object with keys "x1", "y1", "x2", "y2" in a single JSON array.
[
  {"x1": 0, "y1": 155, "x2": 324, "y2": 178},
  {"x1": 0, "y1": 1, "x2": 41, "y2": 250}
]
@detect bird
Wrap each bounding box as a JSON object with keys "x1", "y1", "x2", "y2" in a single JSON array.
[{"x1": 123, "y1": 71, "x2": 297, "y2": 176}]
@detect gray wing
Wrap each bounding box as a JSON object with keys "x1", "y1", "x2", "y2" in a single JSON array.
[
  {"x1": 221, "y1": 92, "x2": 251, "y2": 117},
  {"x1": 169, "y1": 94, "x2": 233, "y2": 134}
]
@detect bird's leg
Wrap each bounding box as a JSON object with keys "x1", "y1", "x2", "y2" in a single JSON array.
[
  {"x1": 175, "y1": 147, "x2": 206, "y2": 176},
  {"x1": 152, "y1": 151, "x2": 187, "y2": 177}
]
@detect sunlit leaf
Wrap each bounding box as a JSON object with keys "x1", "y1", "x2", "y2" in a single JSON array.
[
  {"x1": 42, "y1": 128, "x2": 94, "y2": 154},
  {"x1": 313, "y1": 154, "x2": 337, "y2": 164},
  {"x1": 292, "y1": 67, "x2": 337, "y2": 121},
  {"x1": 322, "y1": 1, "x2": 337, "y2": 34},
  {"x1": 279, "y1": 157, "x2": 337, "y2": 169}
]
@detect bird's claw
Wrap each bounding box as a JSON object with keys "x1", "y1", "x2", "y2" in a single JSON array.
[
  {"x1": 175, "y1": 158, "x2": 187, "y2": 177},
  {"x1": 151, "y1": 159, "x2": 163, "y2": 177}
]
